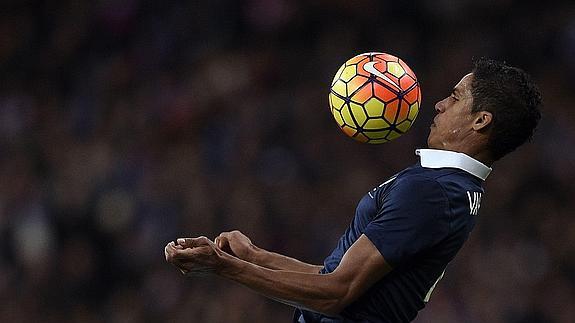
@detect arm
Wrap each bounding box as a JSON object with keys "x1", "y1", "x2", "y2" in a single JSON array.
[
  {"x1": 181, "y1": 230, "x2": 323, "y2": 274},
  {"x1": 166, "y1": 234, "x2": 392, "y2": 316},
  {"x1": 251, "y1": 248, "x2": 324, "y2": 274}
]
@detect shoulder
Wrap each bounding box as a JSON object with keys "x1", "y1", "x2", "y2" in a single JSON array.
[
  {"x1": 390, "y1": 172, "x2": 449, "y2": 198},
  {"x1": 377, "y1": 173, "x2": 450, "y2": 219},
  {"x1": 395, "y1": 166, "x2": 483, "y2": 194}
]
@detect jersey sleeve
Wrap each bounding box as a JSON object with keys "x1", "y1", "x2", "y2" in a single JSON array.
[{"x1": 363, "y1": 175, "x2": 450, "y2": 268}]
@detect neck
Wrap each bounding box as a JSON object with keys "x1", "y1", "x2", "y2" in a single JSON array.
[
  {"x1": 439, "y1": 140, "x2": 493, "y2": 166},
  {"x1": 466, "y1": 150, "x2": 493, "y2": 167}
]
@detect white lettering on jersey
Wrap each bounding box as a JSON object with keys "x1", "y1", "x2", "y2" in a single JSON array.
[
  {"x1": 381, "y1": 176, "x2": 398, "y2": 187},
  {"x1": 466, "y1": 191, "x2": 482, "y2": 215},
  {"x1": 368, "y1": 176, "x2": 397, "y2": 199},
  {"x1": 424, "y1": 269, "x2": 445, "y2": 302}
]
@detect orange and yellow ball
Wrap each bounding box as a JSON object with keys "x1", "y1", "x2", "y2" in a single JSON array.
[{"x1": 329, "y1": 52, "x2": 421, "y2": 143}]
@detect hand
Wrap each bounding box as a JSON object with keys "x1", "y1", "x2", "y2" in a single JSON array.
[
  {"x1": 214, "y1": 230, "x2": 260, "y2": 263},
  {"x1": 176, "y1": 230, "x2": 258, "y2": 262},
  {"x1": 164, "y1": 236, "x2": 228, "y2": 275}
]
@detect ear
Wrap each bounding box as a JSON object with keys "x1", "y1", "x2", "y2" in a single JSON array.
[{"x1": 472, "y1": 111, "x2": 493, "y2": 131}]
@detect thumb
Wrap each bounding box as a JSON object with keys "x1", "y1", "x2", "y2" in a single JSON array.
[
  {"x1": 214, "y1": 235, "x2": 228, "y2": 249},
  {"x1": 176, "y1": 238, "x2": 194, "y2": 247},
  {"x1": 215, "y1": 235, "x2": 235, "y2": 255},
  {"x1": 177, "y1": 236, "x2": 212, "y2": 247}
]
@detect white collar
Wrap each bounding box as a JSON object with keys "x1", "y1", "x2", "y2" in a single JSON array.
[{"x1": 415, "y1": 149, "x2": 492, "y2": 181}]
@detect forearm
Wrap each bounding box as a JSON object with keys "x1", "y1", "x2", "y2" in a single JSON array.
[
  {"x1": 220, "y1": 255, "x2": 346, "y2": 315},
  {"x1": 252, "y1": 248, "x2": 323, "y2": 274},
  {"x1": 168, "y1": 235, "x2": 389, "y2": 316},
  {"x1": 214, "y1": 231, "x2": 323, "y2": 273}
]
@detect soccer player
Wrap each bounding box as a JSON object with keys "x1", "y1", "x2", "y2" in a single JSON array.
[{"x1": 164, "y1": 59, "x2": 542, "y2": 322}]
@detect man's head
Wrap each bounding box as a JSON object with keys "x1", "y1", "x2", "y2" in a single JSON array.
[{"x1": 428, "y1": 58, "x2": 542, "y2": 163}]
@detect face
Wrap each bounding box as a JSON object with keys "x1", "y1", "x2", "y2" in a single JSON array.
[{"x1": 428, "y1": 73, "x2": 477, "y2": 150}]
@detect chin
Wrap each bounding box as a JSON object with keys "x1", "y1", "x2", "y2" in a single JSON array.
[
  {"x1": 427, "y1": 135, "x2": 442, "y2": 149},
  {"x1": 427, "y1": 132, "x2": 436, "y2": 148}
]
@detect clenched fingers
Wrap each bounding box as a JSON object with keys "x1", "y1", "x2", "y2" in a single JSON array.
[
  {"x1": 176, "y1": 236, "x2": 212, "y2": 248},
  {"x1": 214, "y1": 235, "x2": 229, "y2": 249}
]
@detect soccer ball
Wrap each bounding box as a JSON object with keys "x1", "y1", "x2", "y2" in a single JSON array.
[{"x1": 329, "y1": 52, "x2": 421, "y2": 143}]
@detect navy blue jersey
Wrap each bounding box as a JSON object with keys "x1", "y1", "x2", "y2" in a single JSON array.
[{"x1": 294, "y1": 149, "x2": 490, "y2": 323}]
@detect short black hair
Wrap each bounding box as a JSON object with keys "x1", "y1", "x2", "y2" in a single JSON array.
[{"x1": 471, "y1": 58, "x2": 542, "y2": 161}]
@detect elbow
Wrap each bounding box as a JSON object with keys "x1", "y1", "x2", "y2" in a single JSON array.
[
  {"x1": 311, "y1": 273, "x2": 358, "y2": 316},
  {"x1": 315, "y1": 299, "x2": 347, "y2": 317},
  {"x1": 313, "y1": 290, "x2": 350, "y2": 317},
  {"x1": 320, "y1": 303, "x2": 345, "y2": 317}
]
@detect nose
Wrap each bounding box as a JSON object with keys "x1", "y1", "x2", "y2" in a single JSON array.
[{"x1": 435, "y1": 99, "x2": 446, "y2": 114}]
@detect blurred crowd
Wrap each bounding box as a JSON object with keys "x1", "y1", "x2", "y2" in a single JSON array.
[{"x1": 0, "y1": 0, "x2": 574, "y2": 322}]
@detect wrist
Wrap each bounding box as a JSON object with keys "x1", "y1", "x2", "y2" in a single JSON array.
[
  {"x1": 249, "y1": 246, "x2": 267, "y2": 266},
  {"x1": 219, "y1": 252, "x2": 245, "y2": 277}
]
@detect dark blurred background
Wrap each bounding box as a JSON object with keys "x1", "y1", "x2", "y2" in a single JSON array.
[{"x1": 0, "y1": 0, "x2": 574, "y2": 322}]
